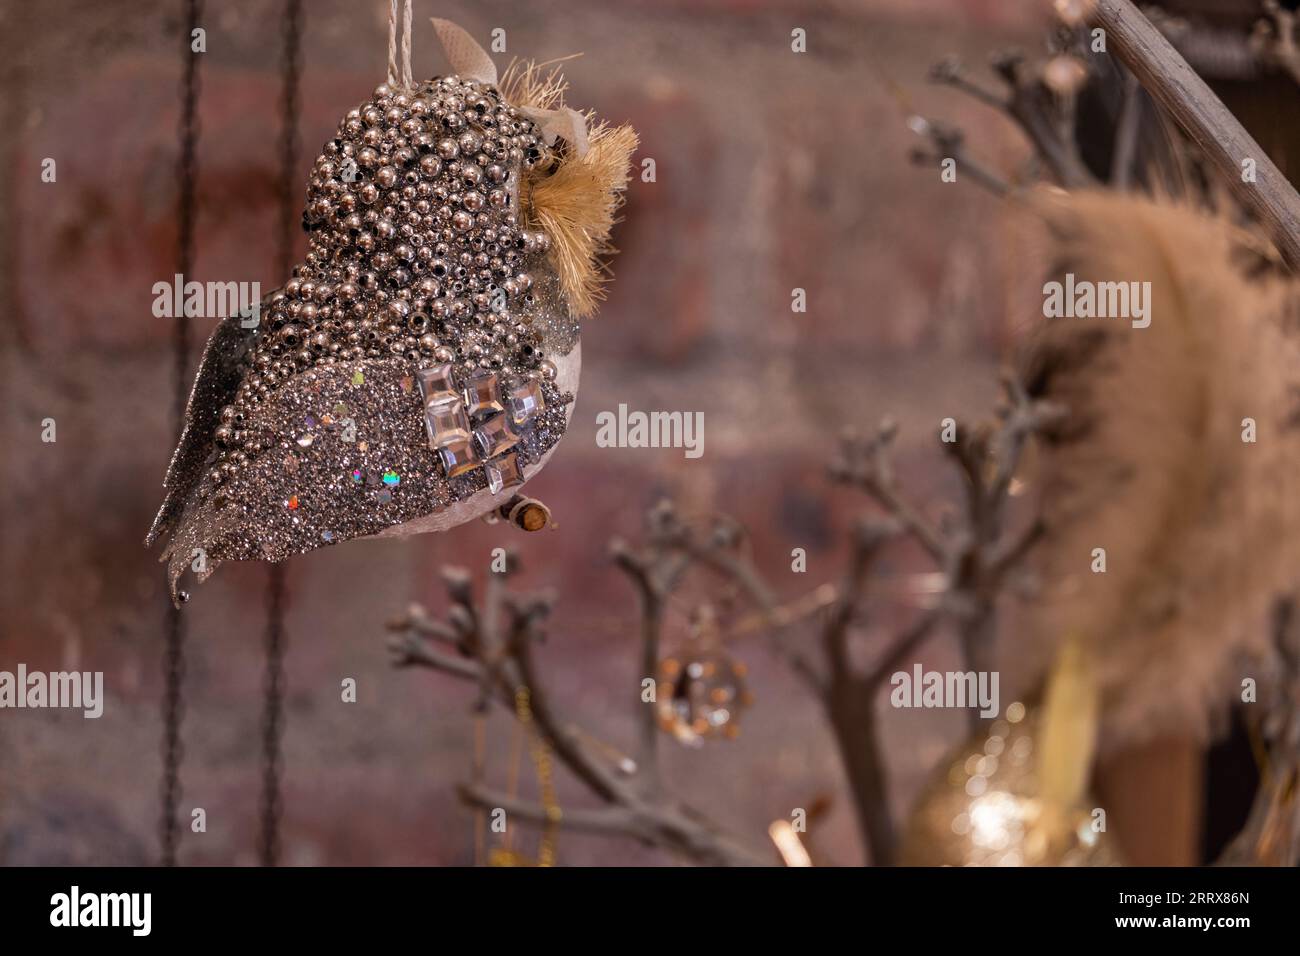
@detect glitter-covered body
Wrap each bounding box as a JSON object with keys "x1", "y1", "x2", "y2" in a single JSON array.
[{"x1": 147, "y1": 75, "x2": 581, "y2": 603}]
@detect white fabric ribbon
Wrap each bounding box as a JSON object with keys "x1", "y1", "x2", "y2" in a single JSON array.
[
  {"x1": 430, "y1": 17, "x2": 498, "y2": 86},
  {"x1": 519, "y1": 105, "x2": 590, "y2": 158},
  {"x1": 430, "y1": 17, "x2": 590, "y2": 158}
]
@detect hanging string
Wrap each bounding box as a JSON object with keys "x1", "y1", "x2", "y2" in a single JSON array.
[
  {"x1": 387, "y1": 0, "x2": 414, "y2": 90},
  {"x1": 386, "y1": 0, "x2": 399, "y2": 87},
  {"x1": 160, "y1": 0, "x2": 204, "y2": 868},
  {"x1": 260, "y1": 0, "x2": 302, "y2": 869},
  {"x1": 401, "y1": 0, "x2": 414, "y2": 90}
]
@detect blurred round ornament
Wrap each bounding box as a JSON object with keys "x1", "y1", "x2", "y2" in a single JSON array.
[
  {"x1": 656, "y1": 608, "x2": 753, "y2": 745},
  {"x1": 900, "y1": 701, "x2": 1120, "y2": 866}
]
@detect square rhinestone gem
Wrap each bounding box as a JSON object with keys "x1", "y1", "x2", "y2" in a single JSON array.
[
  {"x1": 423, "y1": 396, "x2": 471, "y2": 448},
  {"x1": 438, "y1": 438, "x2": 480, "y2": 477},
  {"x1": 473, "y1": 413, "x2": 519, "y2": 458},
  {"x1": 486, "y1": 452, "x2": 524, "y2": 494},
  {"x1": 463, "y1": 369, "x2": 504, "y2": 422},
  {"x1": 505, "y1": 376, "x2": 546, "y2": 425},
  {"x1": 416, "y1": 363, "x2": 457, "y2": 405}
]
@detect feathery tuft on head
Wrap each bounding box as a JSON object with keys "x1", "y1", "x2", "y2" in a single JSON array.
[
  {"x1": 500, "y1": 59, "x2": 638, "y2": 319},
  {"x1": 500, "y1": 56, "x2": 573, "y2": 112}
]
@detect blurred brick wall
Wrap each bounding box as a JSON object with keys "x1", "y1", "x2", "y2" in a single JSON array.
[{"x1": 0, "y1": 0, "x2": 1047, "y2": 865}]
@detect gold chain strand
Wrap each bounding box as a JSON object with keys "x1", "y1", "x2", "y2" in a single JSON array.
[{"x1": 515, "y1": 688, "x2": 560, "y2": 866}]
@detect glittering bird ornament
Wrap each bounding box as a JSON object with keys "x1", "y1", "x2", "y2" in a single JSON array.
[{"x1": 147, "y1": 18, "x2": 637, "y2": 604}]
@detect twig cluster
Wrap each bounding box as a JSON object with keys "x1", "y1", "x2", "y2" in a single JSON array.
[
  {"x1": 816, "y1": 377, "x2": 1062, "y2": 863},
  {"x1": 387, "y1": 520, "x2": 773, "y2": 866},
  {"x1": 909, "y1": 38, "x2": 1098, "y2": 195},
  {"x1": 387, "y1": 380, "x2": 1060, "y2": 866}
]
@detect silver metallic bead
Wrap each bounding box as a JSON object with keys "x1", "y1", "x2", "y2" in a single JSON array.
[
  {"x1": 419, "y1": 155, "x2": 442, "y2": 179},
  {"x1": 457, "y1": 131, "x2": 481, "y2": 155}
]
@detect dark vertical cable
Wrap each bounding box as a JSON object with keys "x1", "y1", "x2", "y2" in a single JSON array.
[
  {"x1": 161, "y1": 0, "x2": 203, "y2": 868},
  {"x1": 260, "y1": 0, "x2": 302, "y2": 868},
  {"x1": 275, "y1": 0, "x2": 302, "y2": 281},
  {"x1": 260, "y1": 561, "x2": 288, "y2": 866}
]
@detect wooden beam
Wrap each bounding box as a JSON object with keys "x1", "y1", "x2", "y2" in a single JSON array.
[{"x1": 1093, "y1": 0, "x2": 1300, "y2": 270}]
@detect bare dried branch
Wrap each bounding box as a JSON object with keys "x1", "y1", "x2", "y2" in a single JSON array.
[
  {"x1": 1110, "y1": 68, "x2": 1142, "y2": 189},
  {"x1": 907, "y1": 116, "x2": 1012, "y2": 198},
  {"x1": 829, "y1": 420, "x2": 946, "y2": 562}
]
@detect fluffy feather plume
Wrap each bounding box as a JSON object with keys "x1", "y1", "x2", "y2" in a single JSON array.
[
  {"x1": 1017, "y1": 191, "x2": 1300, "y2": 751},
  {"x1": 501, "y1": 58, "x2": 638, "y2": 318}
]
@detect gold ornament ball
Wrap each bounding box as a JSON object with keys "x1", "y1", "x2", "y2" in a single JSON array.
[{"x1": 900, "y1": 702, "x2": 1121, "y2": 866}]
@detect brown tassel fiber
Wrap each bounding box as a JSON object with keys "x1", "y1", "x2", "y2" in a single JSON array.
[{"x1": 501, "y1": 58, "x2": 638, "y2": 318}]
